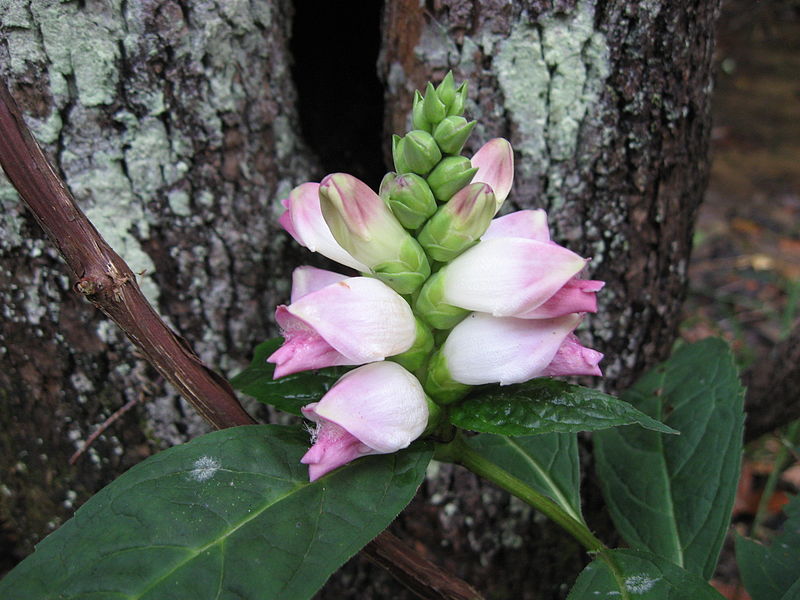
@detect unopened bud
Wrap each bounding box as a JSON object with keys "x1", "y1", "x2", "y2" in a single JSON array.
[
  {"x1": 436, "y1": 71, "x2": 457, "y2": 108},
  {"x1": 447, "y1": 81, "x2": 468, "y2": 117},
  {"x1": 423, "y1": 82, "x2": 447, "y2": 126},
  {"x1": 433, "y1": 116, "x2": 476, "y2": 155},
  {"x1": 411, "y1": 91, "x2": 431, "y2": 132},
  {"x1": 426, "y1": 156, "x2": 477, "y2": 202},
  {"x1": 390, "y1": 317, "x2": 435, "y2": 373},
  {"x1": 414, "y1": 271, "x2": 468, "y2": 330},
  {"x1": 383, "y1": 173, "x2": 437, "y2": 229},
  {"x1": 417, "y1": 183, "x2": 496, "y2": 262},
  {"x1": 319, "y1": 173, "x2": 430, "y2": 294},
  {"x1": 392, "y1": 135, "x2": 412, "y2": 174},
  {"x1": 372, "y1": 236, "x2": 432, "y2": 295},
  {"x1": 403, "y1": 130, "x2": 442, "y2": 176}
]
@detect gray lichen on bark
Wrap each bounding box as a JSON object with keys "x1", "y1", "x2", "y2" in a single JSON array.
[{"x1": 1, "y1": 0, "x2": 311, "y2": 557}]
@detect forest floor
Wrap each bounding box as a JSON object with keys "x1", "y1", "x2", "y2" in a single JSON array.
[{"x1": 684, "y1": 3, "x2": 800, "y2": 597}]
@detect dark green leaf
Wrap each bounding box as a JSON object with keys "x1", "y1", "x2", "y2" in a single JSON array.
[
  {"x1": 567, "y1": 549, "x2": 726, "y2": 600},
  {"x1": 736, "y1": 493, "x2": 800, "y2": 600},
  {"x1": 466, "y1": 433, "x2": 583, "y2": 521},
  {"x1": 449, "y1": 378, "x2": 676, "y2": 436},
  {"x1": 230, "y1": 338, "x2": 347, "y2": 416},
  {"x1": 780, "y1": 577, "x2": 800, "y2": 600},
  {"x1": 0, "y1": 425, "x2": 432, "y2": 600},
  {"x1": 594, "y1": 338, "x2": 745, "y2": 580}
]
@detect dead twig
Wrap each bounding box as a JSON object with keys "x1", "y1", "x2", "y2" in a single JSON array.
[{"x1": 69, "y1": 395, "x2": 142, "y2": 465}]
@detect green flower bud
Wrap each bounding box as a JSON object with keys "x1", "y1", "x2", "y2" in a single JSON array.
[
  {"x1": 383, "y1": 173, "x2": 437, "y2": 229},
  {"x1": 424, "y1": 349, "x2": 471, "y2": 404},
  {"x1": 436, "y1": 71, "x2": 457, "y2": 108},
  {"x1": 390, "y1": 317, "x2": 434, "y2": 373},
  {"x1": 447, "y1": 81, "x2": 468, "y2": 117},
  {"x1": 392, "y1": 135, "x2": 412, "y2": 174},
  {"x1": 423, "y1": 82, "x2": 447, "y2": 126},
  {"x1": 433, "y1": 116, "x2": 476, "y2": 155},
  {"x1": 417, "y1": 183, "x2": 496, "y2": 262},
  {"x1": 372, "y1": 235, "x2": 432, "y2": 295},
  {"x1": 403, "y1": 130, "x2": 442, "y2": 176},
  {"x1": 414, "y1": 271, "x2": 468, "y2": 330},
  {"x1": 411, "y1": 90, "x2": 431, "y2": 132},
  {"x1": 426, "y1": 155, "x2": 478, "y2": 202}
]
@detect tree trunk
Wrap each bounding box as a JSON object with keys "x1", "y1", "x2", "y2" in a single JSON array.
[
  {"x1": 1, "y1": 0, "x2": 720, "y2": 597},
  {"x1": 0, "y1": 0, "x2": 312, "y2": 565}
]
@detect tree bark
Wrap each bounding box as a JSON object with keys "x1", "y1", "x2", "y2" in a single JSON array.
[{"x1": 0, "y1": 0, "x2": 312, "y2": 564}]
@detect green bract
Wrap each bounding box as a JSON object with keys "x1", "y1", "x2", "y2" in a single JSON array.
[
  {"x1": 417, "y1": 182, "x2": 495, "y2": 262},
  {"x1": 433, "y1": 115, "x2": 476, "y2": 155},
  {"x1": 426, "y1": 155, "x2": 478, "y2": 202},
  {"x1": 402, "y1": 130, "x2": 442, "y2": 175},
  {"x1": 381, "y1": 172, "x2": 438, "y2": 229},
  {"x1": 414, "y1": 271, "x2": 469, "y2": 330}
]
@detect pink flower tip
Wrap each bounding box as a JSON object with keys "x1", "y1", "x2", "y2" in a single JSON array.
[
  {"x1": 300, "y1": 417, "x2": 372, "y2": 482},
  {"x1": 543, "y1": 334, "x2": 604, "y2": 378}
]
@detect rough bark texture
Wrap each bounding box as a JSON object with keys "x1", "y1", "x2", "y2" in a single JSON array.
[
  {"x1": 329, "y1": 1, "x2": 718, "y2": 598},
  {"x1": 0, "y1": 0, "x2": 312, "y2": 564}
]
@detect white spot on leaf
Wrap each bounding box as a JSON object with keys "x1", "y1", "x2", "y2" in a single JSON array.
[
  {"x1": 625, "y1": 574, "x2": 660, "y2": 594},
  {"x1": 189, "y1": 456, "x2": 221, "y2": 482}
]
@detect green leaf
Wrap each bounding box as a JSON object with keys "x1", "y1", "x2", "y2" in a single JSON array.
[
  {"x1": 780, "y1": 577, "x2": 800, "y2": 600},
  {"x1": 567, "y1": 549, "x2": 726, "y2": 600},
  {"x1": 231, "y1": 338, "x2": 347, "y2": 416},
  {"x1": 449, "y1": 378, "x2": 676, "y2": 436},
  {"x1": 466, "y1": 433, "x2": 583, "y2": 522},
  {"x1": 593, "y1": 338, "x2": 745, "y2": 580},
  {"x1": 736, "y1": 493, "x2": 800, "y2": 600},
  {"x1": 0, "y1": 425, "x2": 432, "y2": 600}
]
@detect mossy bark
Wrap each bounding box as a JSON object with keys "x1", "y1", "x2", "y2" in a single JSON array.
[
  {"x1": 0, "y1": 0, "x2": 312, "y2": 565},
  {"x1": 321, "y1": 2, "x2": 719, "y2": 599}
]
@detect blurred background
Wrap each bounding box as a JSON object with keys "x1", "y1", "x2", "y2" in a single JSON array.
[{"x1": 689, "y1": 1, "x2": 800, "y2": 596}]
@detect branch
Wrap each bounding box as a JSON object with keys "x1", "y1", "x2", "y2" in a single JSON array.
[
  {"x1": 0, "y1": 79, "x2": 255, "y2": 429},
  {"x1": 743, "y1": 324, "x2": 800, "y2": 443},
  {"x1": 0, "y1": 78, "x2": 481, "y2": 600},
  {"x1": 365, "y1": 531, "x2": 484, "y2": 600}
]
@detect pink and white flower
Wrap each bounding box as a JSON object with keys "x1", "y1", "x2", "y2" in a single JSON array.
[
  {"x1": 300, "y1": 362, "x2": 429, "y2": 481},
  {"x1": 438, "y1": 237, "x2": 588, "y2": 317},
  {"x1": 318, "y1": 173, "x2": 415, "y2": 269},
  {"x1": 269, "y1": 275, "x2": 417, "y2": 378},
  {"x1": 278, "y1": 182, "x2": 369, "y2": 272},
  {"x1": 471, "y1": 138, "x2": 514, "y2": 212},
  {"x1": 480, "y1": 208, "x2": 604, "y2": 319},
  {"x1": 542, "y1": 333, "x2": 604, "y2": 378},
  {"x1": 440, "y1": 312, "x2": 592, "y2": 386}
]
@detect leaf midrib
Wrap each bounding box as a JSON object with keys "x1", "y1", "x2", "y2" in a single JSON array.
[
  {"x1": 652, "y1": 368, "x2": 683, "y2": 568},
  {"x1": 128, "y1": 478, "x2": 307, "y2": 600},
  {"x1": 502, "y1": 436, "x2": 583, "y2": 523}
]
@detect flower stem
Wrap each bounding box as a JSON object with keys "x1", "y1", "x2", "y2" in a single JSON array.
[
  {"x1": 434, "y1": 433, "x2": 606, "y2": 553},
  {"x1": 752, "y1": 419, "x2": 800, "y2": 535}
]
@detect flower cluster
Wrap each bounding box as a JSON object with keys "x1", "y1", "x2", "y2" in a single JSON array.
[{"x1": 273, "y1": 74, "x2": 603, "y2": 480}]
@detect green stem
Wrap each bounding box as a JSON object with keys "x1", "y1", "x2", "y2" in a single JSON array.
[
  {"x1": 435, "y1": 433, "x2": 605, "y2": 553},
  {"x1": 753, "y1": 419, "x2": 800, "y2": 535}
]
